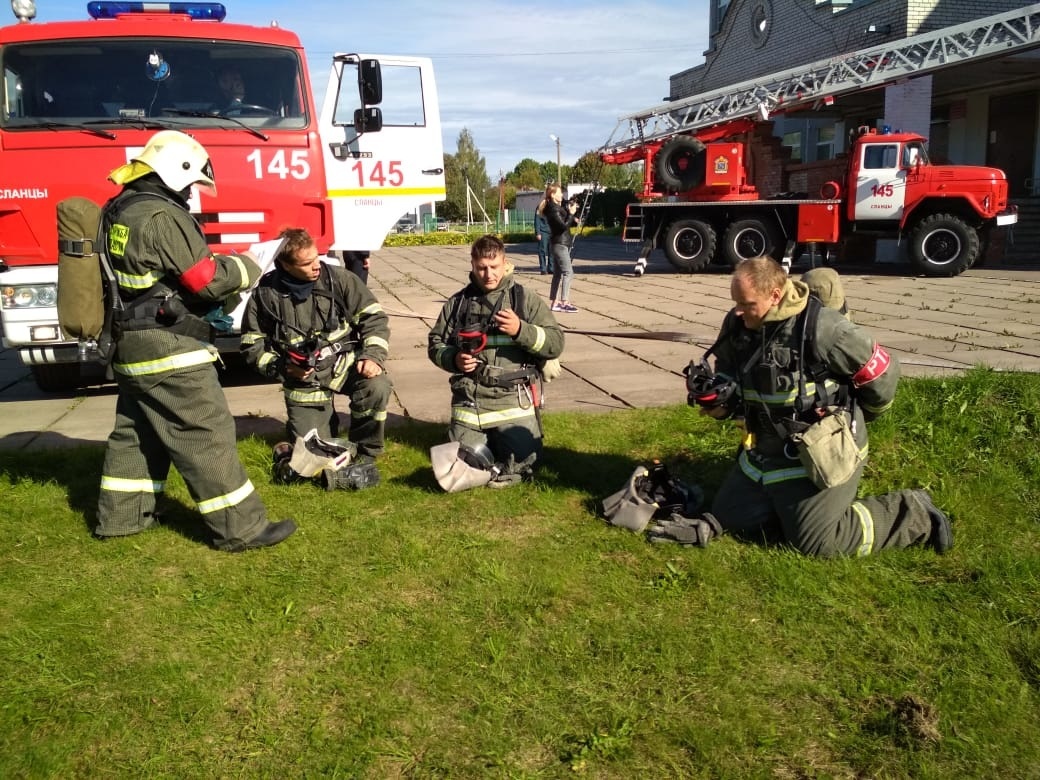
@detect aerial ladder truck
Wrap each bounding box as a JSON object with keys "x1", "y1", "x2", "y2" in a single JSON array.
[{"x1": 599, "y1": 6, "x2": 1038, "y2": 277}]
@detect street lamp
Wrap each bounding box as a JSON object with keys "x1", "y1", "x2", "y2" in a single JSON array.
[{"x1": 549, "y1": 133, "x2": 562, "y2": 188}]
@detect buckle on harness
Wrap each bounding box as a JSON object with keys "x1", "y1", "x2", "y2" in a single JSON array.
[{"x1": 58, "y1": 238, "x2": 95, "y2": 257}]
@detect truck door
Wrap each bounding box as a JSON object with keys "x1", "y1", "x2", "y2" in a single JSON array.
[
  {"x1": 319, "y1": 55, "x2": 446, "y2": 252},
  {"x1": 853, "y1": 141, "x2": 907, "y2": 221}
]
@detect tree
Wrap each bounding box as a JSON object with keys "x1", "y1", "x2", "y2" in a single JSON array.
[
  {"x1": 449, "y1": 128, "x2": 490, "y2": 224},
  {"x1": 507, "y1": 158, "x2": 545, "y2": 192},
  {"x1": 571, "y1": 150, "x2": 642, "y2": 190}
]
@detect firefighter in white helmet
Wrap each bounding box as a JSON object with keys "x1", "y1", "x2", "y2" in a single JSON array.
[{"x1": 94, "y1": 130, "x2": 296, "y2": 552}]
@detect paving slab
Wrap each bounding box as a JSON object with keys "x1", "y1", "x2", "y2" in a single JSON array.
[{"x1": 2, "y1": 237, "x2": 1040, "y2": 450}]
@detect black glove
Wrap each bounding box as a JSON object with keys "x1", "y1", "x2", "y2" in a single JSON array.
[
  {"x1": 646, "y1": 512, "x2": 722, "y2": 547},
  {"x1": 487, "y1": 453, "x2": 536, "y2": 488}
]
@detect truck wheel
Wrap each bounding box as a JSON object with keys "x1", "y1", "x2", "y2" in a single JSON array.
[
  {"x1": 721, "y1": 218, "x2": 781, "y2": 268},
  {"x1": 663, "y1": 219, "x2": 717, "y2": 272},
  {"x1": 31, "y1": 364, "x2": 83, "y2": 393},
  {"x1": 909, "y1": 213, "x2": 980, "y2": 277},
  {"x1": 654, "y1": 137, "x2": 706, "y2": 192}
]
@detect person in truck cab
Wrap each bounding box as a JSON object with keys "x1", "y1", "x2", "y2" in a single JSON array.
[
  {"x1": 215, "y1": 65, "x2": 246, "y2": 110},
  {"x1": 95, "y1": 130, "x2": 296, "y2": 552},
  {"x1": 650, "y1": 257, "x2": 953, "y2": 557}
]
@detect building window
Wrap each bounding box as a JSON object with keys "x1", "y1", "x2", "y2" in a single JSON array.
[
  {"x1": 782, "y1": 130, "x2": 802, "y2": 163},
  {"x1": 815, "y1": 125, "x2": 835, "y2": 162},
  {"x1": 712, "y1": 0, "x2": 732, "y2": 34}
]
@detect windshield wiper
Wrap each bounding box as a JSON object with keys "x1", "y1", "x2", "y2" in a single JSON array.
[
  {"x1": 15, "y1": 120, "x2": 116, "y2": 139},
  {"x1": 159, "y1": 109, "x2": 268, "y2": 141}
]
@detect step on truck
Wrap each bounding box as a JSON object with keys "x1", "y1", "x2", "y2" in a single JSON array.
[{"x1": 0, "y1": 1, "x2": 446, "y2": 391}]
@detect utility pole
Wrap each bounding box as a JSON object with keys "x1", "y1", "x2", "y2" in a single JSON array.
[{"x1": 553, "y1": 134, "x2": 561, "y2": 188}]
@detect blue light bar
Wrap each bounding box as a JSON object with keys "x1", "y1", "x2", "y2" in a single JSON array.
[{"x1": 86, "y1": 2, "x2": 227, "y2": 21}]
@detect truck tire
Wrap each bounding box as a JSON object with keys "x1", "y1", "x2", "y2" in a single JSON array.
[
  {"x1": 721, "y1": 217, "x2": 781, "y2": 268},
  {"x1": 663, "y1": 219, "x2": 717, "y2": 272},
  {"x1": 909, "y1": 213, "x2": 980, "y2": 277},
  {"x1": 654, "y1": 137, "x2": 706, "y2": 192},
  {"x1": 31, "y1": 364, "x2": 83, "y2": 392}
]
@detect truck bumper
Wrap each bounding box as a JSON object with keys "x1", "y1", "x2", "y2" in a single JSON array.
[
  {"x1": 16, "y1": 343, "x2": 81, "y2": 366},
  {"x1": 996, "y1": 205, "x2": 1018, "y2": 227}
]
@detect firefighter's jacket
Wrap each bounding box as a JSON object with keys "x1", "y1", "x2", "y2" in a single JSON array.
[
  {"x1": 428, "y1": 269, "x2": 564, "y2": 427},
  {"x1": 712, "y1": 278, "x2": 899, "y2": 470},
  {"x1": 105, "y1": 179, "x2": 260, "y2": 380},
  {"x1": 240, "y1": 262, "x2": 390, "y2": 404}
]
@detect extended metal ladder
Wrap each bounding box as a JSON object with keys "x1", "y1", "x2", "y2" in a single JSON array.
[{"x1": 599, "y1": 5, "x2": 1040, "y2": 156}]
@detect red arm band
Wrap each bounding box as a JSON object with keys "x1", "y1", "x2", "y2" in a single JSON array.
[
  {"x1": 179, "y1": 255, "x2": 217, "y2": 294},
  {"x1": 852, "y1": 343, "x2": 891, "y2": 387}
]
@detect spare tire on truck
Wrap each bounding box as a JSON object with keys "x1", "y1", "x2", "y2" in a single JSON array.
[{"x1": 654, "y1": 136, "x2": 706, "y2": 192}]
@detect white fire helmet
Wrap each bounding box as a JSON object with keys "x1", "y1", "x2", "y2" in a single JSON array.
[{"x1": 109, "y1": 130, "x2": 216, "y2": 196}]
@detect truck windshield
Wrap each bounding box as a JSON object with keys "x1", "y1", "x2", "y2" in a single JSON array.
[{"x1": 1, "y1": 39, "x2": 307, "y2": 130}]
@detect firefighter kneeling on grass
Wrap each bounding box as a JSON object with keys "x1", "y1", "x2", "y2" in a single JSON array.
[
  {"x1": 427, "y1": 235, "x2": 565, "y2": 491},
  {"x1": 240, "y1": 228, "x2": 390, "y2": 491},
  {"x1": 607, "y1": 258, "x2": 954, "y2": 557}
]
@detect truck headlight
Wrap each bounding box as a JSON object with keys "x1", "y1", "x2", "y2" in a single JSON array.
[{"x1": 1, "y1": 283, "x2": 58, "y2": 308}]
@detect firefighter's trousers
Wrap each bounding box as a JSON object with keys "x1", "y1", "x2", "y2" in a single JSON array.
[
  {"x1": 96, "y1": 363, "x2": 270, "y2": 550},
  {"x1": 285, "y1": 371, "x2": 392, "y2": 457},
  {"x1": 448, "y1": 402, "x2": 543, "y2": 465},
  {"x1": 710, "y1": 449, "x2": 933, "y2": 557}
]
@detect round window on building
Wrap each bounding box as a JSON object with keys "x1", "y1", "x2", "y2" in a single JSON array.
[{"x1": 750, "y1": 1, "x2": 771, "y2": 47}]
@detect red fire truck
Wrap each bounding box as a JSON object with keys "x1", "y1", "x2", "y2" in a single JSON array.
[
  {"x1": 604, "y1": 121, "x2": 1016, "y2": 277},
  {"x1": 0, "y1": 1, "x2": 446, "y2": 389}
]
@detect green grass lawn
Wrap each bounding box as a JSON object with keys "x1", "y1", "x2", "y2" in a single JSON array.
[{"x1": 2, "y1": 369, "x2": 1038, "y2": 778}]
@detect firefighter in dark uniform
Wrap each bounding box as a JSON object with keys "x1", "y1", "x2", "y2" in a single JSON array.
[
  {"x1": 428, "y1": 235, "x2": 564, "y2": 488},
  {"x1": 95, "y1": 130, "x2": 295, "y2": 552},
  {"x1": 657, "y1": 256, "x2": 952, "y2": 556},
  {"x1": 240, "y1": 227, "x2": 391, "y2": 475}
]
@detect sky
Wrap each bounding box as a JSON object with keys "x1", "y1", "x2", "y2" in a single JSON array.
[{"x1": 33, "y1": 0, "x2": 710, "y2": 179}]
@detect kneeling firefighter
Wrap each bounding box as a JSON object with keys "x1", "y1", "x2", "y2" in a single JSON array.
[
  {"x1": 428, "y1": 235, "x2": 564, "y2": 491},
  {"x1": 241, "y1": 227, "x2": 392, "y2": 490}
]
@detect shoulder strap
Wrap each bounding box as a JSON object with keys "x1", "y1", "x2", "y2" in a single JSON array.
[
  {"x1": 799, "y1": 295, "x2": 851, "y2": 411},
  {"x1": 510, "y1": 283, "x2": 525, "y2": 315}
]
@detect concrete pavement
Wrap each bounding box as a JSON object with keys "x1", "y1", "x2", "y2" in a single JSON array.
[{"x1": 3, "y1": 237, "x2": 1040, "y2": 451}]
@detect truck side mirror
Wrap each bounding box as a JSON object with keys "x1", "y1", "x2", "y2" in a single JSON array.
[
  {"x1": 359, "y1": 59, "x2": 382, "y2": 105},
  {"x1": 354, "y1": 106, "x2": 383, "y2": 134}
]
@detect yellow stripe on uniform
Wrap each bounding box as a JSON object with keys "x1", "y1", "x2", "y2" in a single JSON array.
[
  {"x1": 228, "y1": 253, "x2": 252, "y2": 291},
  {"x1": 851, "y1": 501, "x2": 875, "y2": 556},
  {"x1": 100, "y1": 476, "x2": 166, "y2": 493},
  {"x1": 364, "y1": 335, "x2": 389, "y2": 352},
  {"x1": 452, "y1": 405, "x2": 536, "y2": 427},
  {"x1": 285, "y1": 387, "x2": 333, "y2": 404},
  {"x1": 197, "y1": 479, "x2": 256, "y2": 514},
  {"x1": 115, "y1": 268, "x2": 164, "y2": 290},
  {"x1": 114, "y1": 348, "x2": 217, "y2": 377}
]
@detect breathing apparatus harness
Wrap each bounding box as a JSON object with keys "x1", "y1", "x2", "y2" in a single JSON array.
[
  {"x1": 746, "y1": 296, "x2": 855, "y2": 456},
  {"x1": 101, "y1": 189, "x2": 217, "y2": 343},
  {"x1": 254, "y1": 263, "x2": 358, "y2": 378},
  {"x1": 685, "y1": 296, "x2": 854, "y2": 450},
  {"x1": 449, "y1": 283, "x2": 542, "y2": 407}
]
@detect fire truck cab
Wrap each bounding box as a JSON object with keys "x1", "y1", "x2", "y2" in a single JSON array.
[{"x1": 0, "y1": 1, "x2": 446, "y2": 390}]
